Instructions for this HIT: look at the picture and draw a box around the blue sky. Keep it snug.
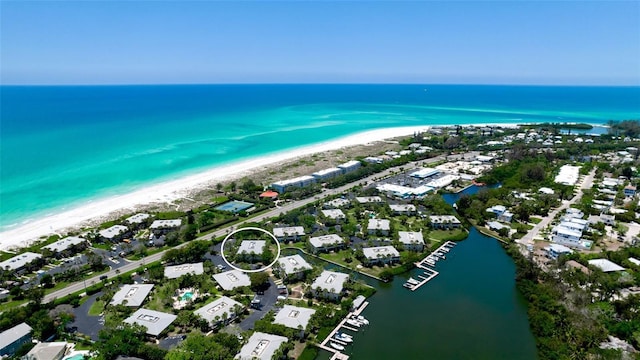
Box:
[1,1,639,85]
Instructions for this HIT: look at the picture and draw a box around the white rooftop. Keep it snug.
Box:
[126,213,150,224]
[398,231,425,245]
[538,187,555,195]
[42,236,85,253]
[99,225,128,239]
[321,209,346,219]
[546,243,573,254]
[111,284,154,307]
[355,196,383,204]
[212,270,251,291]
[150,219,182,229]
[272,226,305,238]
[389,204,417,212]
[238,240,266,255]
[554,165,581,186]
[311,270,349,294]
[629,258,640,266]
[367,218,391,231]
[277,255,313,275]
[164,262,204,279]
[0,323,32,351]
[194,296,243,325]
[0,252,42,271]
[425,174,460,188]
[236,332,288,360]
[362,246,400,260]
[410,167,440,178]
[338,160,361,169]
[376,183,434,197]
[588,259,625,272]
[429,215,461,224]
[123,308,177,336]
[308,234,344,248]
[25,341,69,360]
[312,167,342,177]
[273,305,316,330]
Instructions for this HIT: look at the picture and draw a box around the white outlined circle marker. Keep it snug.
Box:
[220,227,281,273]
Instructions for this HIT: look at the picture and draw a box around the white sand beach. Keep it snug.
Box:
[0,125,434,251]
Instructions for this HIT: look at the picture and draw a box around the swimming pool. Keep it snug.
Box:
[181,291,194,301]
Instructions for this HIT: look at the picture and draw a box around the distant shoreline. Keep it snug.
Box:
[0,121,600,251]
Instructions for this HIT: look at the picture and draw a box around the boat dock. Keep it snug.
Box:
[317,301,370,359]
[404,241,456,291]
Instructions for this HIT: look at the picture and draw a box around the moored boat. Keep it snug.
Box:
[330,342,345,351]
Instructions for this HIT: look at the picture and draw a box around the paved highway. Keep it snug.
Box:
[43,152,468,303]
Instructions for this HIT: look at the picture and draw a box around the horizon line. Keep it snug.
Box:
[2,82,640,88]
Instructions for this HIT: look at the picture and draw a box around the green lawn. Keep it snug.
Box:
[88,300,105,316]
[0,299,28,312]
[530,217,543,224]
[428,228,467,241]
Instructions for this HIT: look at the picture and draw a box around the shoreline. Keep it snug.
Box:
[0,122,522,251]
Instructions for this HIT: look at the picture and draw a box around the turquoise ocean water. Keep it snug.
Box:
[1,85,639,231]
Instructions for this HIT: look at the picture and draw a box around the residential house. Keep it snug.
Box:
[545,243,573,259]
[99,225,129,242]
[625,185,637,197]
[236,332,288,360]
[362,246,400,265]
[337,160,361,174]
[389,204,417,215]
[367,219,391,236]
[273,305,316,337]
[194,296,244,328]
[486,205,513,222]
[0,252,43,274]
[42,236,87,258]
[320,209,346,222]
[270,175,316,193]
[0,323,32,357]
[111,284,154,307]
[164,263,204,279]
[212,270,251,291]
[312,167,342,181]
[355,196,383,204]
[308,234,345,254]
[429,215,462,230]
[276,255,313,280]
[123,309,177,337]
[24,341,70,360]
[149,219,182,236]
[397,231,425,251]
[588,259,625,272]
[310,271,349,301]
[273,226,305,242]
[125,213,151,229]
[237,240,266,261]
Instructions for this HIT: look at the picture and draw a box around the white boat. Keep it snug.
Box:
[337,332,353,339]
[330,342,345,351]
[403,283,414,289]
[335,333,353,343]
[346,319,361,327]
[356,315,369,325]
[407,278,420,285]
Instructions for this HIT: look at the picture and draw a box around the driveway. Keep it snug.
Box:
[238,278,280,331]
[70,291,105,341]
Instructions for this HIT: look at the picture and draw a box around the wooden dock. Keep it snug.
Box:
[404,241,456,292]
[317,301,370,359]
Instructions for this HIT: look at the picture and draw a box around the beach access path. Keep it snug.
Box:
[43,151,477,303]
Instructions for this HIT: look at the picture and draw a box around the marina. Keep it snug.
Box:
[316,301,370,360]
[403,241,457,291]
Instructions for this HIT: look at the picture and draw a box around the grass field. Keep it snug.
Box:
[88,300,105,316]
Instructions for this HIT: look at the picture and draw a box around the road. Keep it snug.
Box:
[43,151,466,303]
[518,168,596,246]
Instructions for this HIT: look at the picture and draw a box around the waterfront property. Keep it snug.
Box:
[312,167,342,181]
[367,218,391,236]
[163,262,204,279]
[544,243,573,259]
[194,296,244,328]
[99,225,129,242]
[235,332,288,360]
[308,234,345,254]
[276,255,313,280]
[150,219,182,235]
[42,236,87,258]
[273,305,316,336]
[410,167,440,179]
[429,215,462,230]
[362,246,400,265]
[338,160,361,174]
[0,323,32,357]
[0,252,43,273]
[123,308,177,337]
[398,231,425,251]
[272,226,305,242]
[212,270,251,291]
[270,175,316,193]
[311,270,349,301]
[125,213,151,228]
[486,205,513,223]
[110,284,154,307]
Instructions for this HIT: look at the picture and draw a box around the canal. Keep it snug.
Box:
[317,185,538,359]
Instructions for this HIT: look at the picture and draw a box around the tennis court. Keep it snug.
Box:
[214,200,254,213]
